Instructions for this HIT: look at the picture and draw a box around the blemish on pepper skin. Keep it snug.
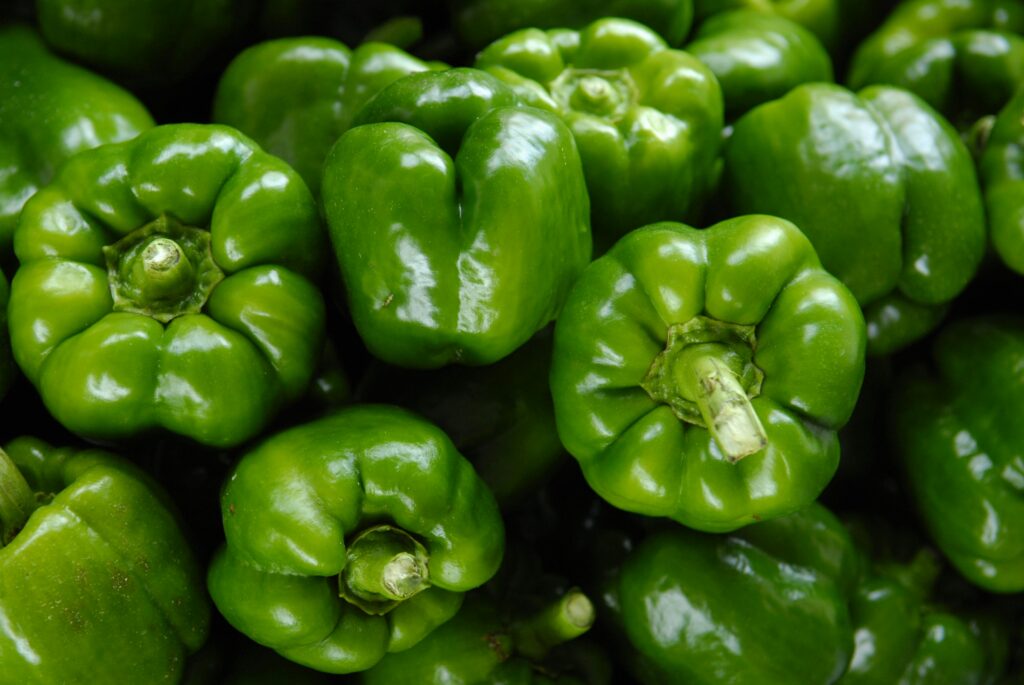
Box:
[752,513,762,521]
[484,632,511,661]
[229,503,236,515]
[382,293,394,308]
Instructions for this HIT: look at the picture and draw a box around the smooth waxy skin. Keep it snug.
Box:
[613,504,857,685]
[848,0,1024,122]
[980,88,1024,274]
[207,406,505,674]
[452,0,694,49]
[476,18,722,245]
[551,216,865,532]
[9,124,327,447]
[361,329,563,508]
[0,25,153,255]
[213,37,441,196]
[322,69,591,368]
[890,317,1024,593]
[725,84,986,355]
[686,10,833,118]
[36,0,238,82]
[0,437,209,684]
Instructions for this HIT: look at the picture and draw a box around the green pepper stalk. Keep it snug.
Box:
[511,589,596,661]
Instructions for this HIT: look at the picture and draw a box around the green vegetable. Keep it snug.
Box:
[980,87,1024,275]
[322,68,591,368]
[475,18,723,246]
[686,10,833,118]
[35,0,239,83]
[0,437,209,683]
[889,317,1024,594]
[452,0,694,49]
[0,269,10,401]
[608,504,858,684]
[361,590,597,684]
[848,0,1024,124]
[550,215,865,532]
[213,37,442,196]
[9,124,326,447]
[360,330,564,508]
[725,83,986,355]
[0,25,153,256]
[207,405,505,674]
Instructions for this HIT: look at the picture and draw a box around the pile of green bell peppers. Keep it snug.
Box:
[1,2,1023,683]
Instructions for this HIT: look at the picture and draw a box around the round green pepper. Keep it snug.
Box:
[322,68,591,368]
[889,317,1024,593]
[550,215,865,532]
[0,437,209,683]
[207,405,505,674]
[475,18,722,247]
[9,124,327,447]
[725,83,986,355]
[213,37,443,197]
[0,25,153,256]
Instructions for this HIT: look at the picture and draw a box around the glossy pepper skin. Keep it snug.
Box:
[9,124,327,448]
[360,329,564,508]
[848,0,1024,124]
[550,215,865,532]
[475,18,723,246]
[686,10,833,118]
[609,504,858,685]
[980,88,1024,275]
[0,25,153,256]
[207,405,505,674]
[452,0,694,49]
[213,37,442,197]
[35,0,239,83]
[841,546,1009,684]
[0,437,209,684]
[362,591,599,685]
[725,83,987,355]
[322,68,591,369]
[889,317,1024,594]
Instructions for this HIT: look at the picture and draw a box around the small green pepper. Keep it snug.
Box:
[207,405,505,674]
[9,124,327,447]
[322,68,591,368]
[476,18,723,246]
[550,215,865,532]
[725,83,987,354]
[889,317,1024,594]
[0,437,209,683]
[980,88,1024,275]
[213,37,443,197]
[0,25,153,256]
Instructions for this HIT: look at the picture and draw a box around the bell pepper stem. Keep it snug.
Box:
[340,525,431,611]
[511,589,595,661]
[684,349,767,462]
[0,448,39,548]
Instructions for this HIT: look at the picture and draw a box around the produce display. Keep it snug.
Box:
[0,1,1022,682]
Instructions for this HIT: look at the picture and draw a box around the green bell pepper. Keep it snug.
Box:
[980,88,1024,275]
[207,405,505,674]
[686,10,833,118]
[213,37,442,197]
[608,503,858,684]
[9,123,327,448]
[841,545,1010,684]
[322,68,591,368]
[725,83,987,355]
[550,215,865,532]
[889,317,1024,594]
[0,25,154,256]
[452,0,694,49]
[362,590,598,684]
[360,329,564,508]
[475,18,723,246]
[847,0,1024,125]
[0,437,209,683]
[0,269,10,401]
[35,0,240,83]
